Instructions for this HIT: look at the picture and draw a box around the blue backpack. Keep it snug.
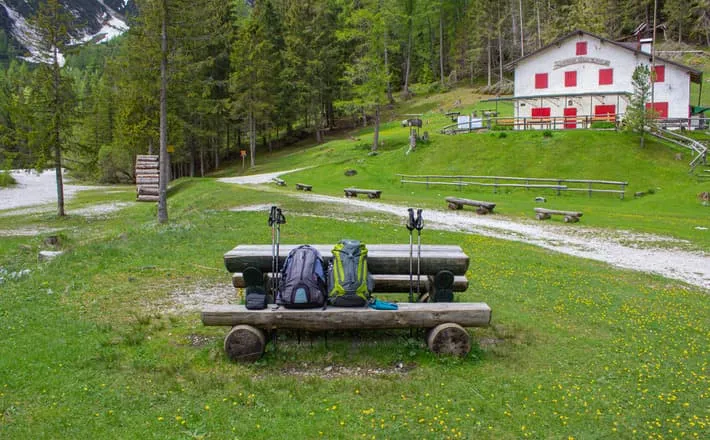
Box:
[277,245,328,308]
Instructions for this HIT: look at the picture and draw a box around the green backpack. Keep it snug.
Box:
[328,240,373,307]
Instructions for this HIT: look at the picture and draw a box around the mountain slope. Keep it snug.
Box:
[0,0,132,62]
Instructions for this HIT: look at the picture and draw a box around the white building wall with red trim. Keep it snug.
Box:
[513,33,691,122]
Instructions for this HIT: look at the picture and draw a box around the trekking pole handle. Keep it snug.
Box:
[406,208,416,231]
[415,209,423,231]
[268,206,278,226]
[276,208,286,225]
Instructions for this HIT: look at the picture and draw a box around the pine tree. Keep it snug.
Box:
[30,0,77,217]
[624,64,655,148]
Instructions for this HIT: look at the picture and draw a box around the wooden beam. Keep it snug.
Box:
[201,302,491,330]
[231,272,469,292]
[224,244,470,275]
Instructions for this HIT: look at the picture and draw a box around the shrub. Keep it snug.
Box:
[542,129,553,138]
[492,124,513,131]
[497,131,508,139]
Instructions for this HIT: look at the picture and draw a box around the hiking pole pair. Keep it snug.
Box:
[406,208,424,302]
[269,206,286,299]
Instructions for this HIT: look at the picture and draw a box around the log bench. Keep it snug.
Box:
[445,196,496,214]
[344,188,382,199]
[272,177,286,186]
[534,207,583,223]
[209,243,489,361]
[202,303,492,362]
[295,183,312,191]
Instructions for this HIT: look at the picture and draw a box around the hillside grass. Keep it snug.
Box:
[1,87,709,439]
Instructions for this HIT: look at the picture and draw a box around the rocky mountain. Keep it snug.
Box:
[0,0,133,62]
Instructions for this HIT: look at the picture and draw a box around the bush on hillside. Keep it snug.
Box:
[0,171,15,187]
[591,121,616,129]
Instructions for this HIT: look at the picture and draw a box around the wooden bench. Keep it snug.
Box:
[344,188,382,199]
[203,303,491,362]
[272,177,286,186]
[445,196,496,214]
[534,207,583,223]
[295,183,312,191]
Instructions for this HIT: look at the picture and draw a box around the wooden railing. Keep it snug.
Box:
[396,174,628,199]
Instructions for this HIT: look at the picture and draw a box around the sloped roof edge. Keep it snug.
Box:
[505,30,702,83]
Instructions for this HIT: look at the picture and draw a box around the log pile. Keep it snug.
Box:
[135,155,159,202]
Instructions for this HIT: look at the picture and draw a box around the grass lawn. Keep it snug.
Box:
[1,87,709,439]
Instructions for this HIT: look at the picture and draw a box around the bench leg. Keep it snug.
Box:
[564,215,579,223]
[224,325,266,362]
[536,213,551,220]
[447,202,462,210]
[475,206,491,215]
[426,323,470,357]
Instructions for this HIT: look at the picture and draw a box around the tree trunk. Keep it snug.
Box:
[52,46,65,217]
[403,14,413,97]
[372,104,380,152]
[536,0,541,49]
[214,136,219,169]
[384,27,393,104]
[157,0,169,224]
[498,24,504,84]
[487,36,491,87]
[200,145,205,177]
[439,3,445,87]
[519,0,524,56]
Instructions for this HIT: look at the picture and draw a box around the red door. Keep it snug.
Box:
[563,108,577,129]
[594,105,616,122]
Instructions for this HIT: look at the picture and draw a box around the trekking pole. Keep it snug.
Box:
[274,208,286,294]
[268,206,278,298]
[415,209,424,300]
[406,208,416,303]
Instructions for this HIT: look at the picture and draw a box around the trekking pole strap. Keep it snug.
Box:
[406,208,416,231]
[415,209,423,231]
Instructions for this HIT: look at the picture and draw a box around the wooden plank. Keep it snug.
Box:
[137,195,159,202]
[534,207,583,217]
[445,197,496,209]
[344,188,382,198]
[136,155,159,161]
[224,244,469,275]
[202,302,492,330]
[231,272,469,292]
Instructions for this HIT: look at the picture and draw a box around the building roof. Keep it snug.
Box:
[505,30,703,83]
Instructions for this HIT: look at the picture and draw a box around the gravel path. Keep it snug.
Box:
[222,169,710,291]
[0,169,108,211]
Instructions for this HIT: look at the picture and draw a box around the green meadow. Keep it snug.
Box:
[1,88,709,439]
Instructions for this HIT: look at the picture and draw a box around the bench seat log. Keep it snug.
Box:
[272,177,286,186]
[445,196,496,214]
[202,302,491,330]
[224,244,469,275]
[534,207,583,222]
[344,188,382,198]
[232,272,469,293]
[295,183,312,191]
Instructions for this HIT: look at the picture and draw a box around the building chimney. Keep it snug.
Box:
[639,38,653,54]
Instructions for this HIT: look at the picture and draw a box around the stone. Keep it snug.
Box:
[344,169,357,176]
[38,250,64,262]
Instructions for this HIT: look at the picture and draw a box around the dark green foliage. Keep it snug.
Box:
[591,121,616,129]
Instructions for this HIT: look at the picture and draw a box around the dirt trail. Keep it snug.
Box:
[220,170,710,291]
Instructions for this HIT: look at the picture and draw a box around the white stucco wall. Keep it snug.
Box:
[513,33,692,121]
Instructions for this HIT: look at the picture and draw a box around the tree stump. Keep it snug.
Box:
[223,325,266,362]
[426,323,471,357]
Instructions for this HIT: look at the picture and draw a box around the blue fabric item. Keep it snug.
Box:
[368,299,398,310]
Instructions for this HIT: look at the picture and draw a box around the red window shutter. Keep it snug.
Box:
[564,71,577,87]
[599,68,613,85]
[653,65,665,82]
[535,73,548,89]
[531,107,551,117]
[645,102,669,118]
[576,42,587,56]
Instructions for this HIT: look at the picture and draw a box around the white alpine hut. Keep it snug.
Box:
[504,30,703,129]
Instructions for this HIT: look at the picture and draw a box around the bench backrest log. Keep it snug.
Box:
[224,244,469,276]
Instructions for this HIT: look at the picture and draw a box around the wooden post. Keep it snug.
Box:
[588,182,593,198]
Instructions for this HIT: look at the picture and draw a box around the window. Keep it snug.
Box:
[576,41,587,56]
[531,107,551,118]
[535,73,548,89]
[653,65,665,82]
[599,68,613,85]
[564,71,577,87]
[645,102,669,118]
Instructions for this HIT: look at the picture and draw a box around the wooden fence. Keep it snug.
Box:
[396,174,628,199]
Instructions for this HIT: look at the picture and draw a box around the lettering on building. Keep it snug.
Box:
[553,57,611,70]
